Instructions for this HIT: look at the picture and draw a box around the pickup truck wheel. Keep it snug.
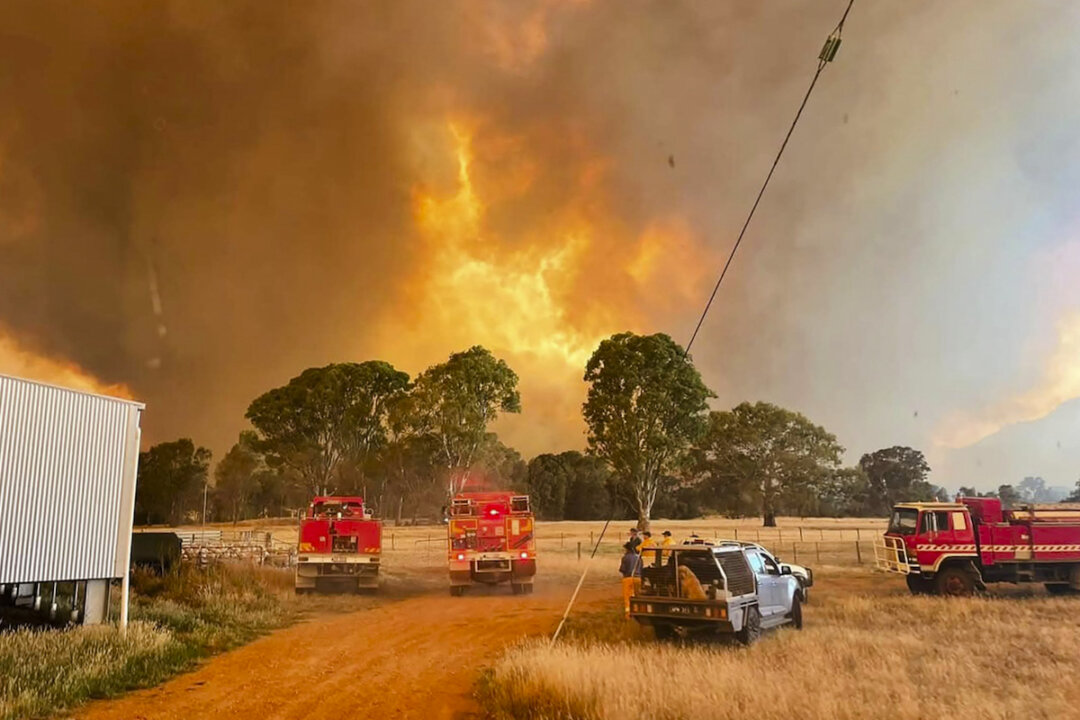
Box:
[653,624,676,641]
[935,567,975,597]
[737,606,762,646]
[788,594,803,630]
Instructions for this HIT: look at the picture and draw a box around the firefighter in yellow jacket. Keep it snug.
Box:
[660,529,676,561]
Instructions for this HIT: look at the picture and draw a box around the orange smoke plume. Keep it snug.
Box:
[0,329,133,399]
[935,311,1080,448]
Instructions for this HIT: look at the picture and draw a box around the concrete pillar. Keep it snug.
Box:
[84,580,108,625]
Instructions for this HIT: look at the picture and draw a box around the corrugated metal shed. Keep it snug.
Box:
[0,374,143,584]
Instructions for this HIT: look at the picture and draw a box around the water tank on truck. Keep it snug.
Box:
[296,496,381,594]
[447,492,536,596]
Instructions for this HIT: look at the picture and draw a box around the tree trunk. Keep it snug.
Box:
[637,506,651,532]
[762,511,777,527]
[395,495,404,527]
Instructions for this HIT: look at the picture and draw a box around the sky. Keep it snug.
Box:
[2,0,1079,493]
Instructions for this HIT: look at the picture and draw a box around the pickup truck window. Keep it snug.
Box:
[761,554,780,575]
[746,551,765,573]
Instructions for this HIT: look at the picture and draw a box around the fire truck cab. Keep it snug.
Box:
[447,492,536,596]
[875,497,1080,596]
[295,496,381,594]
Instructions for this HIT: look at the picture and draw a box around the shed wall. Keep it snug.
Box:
[0,375,142,584]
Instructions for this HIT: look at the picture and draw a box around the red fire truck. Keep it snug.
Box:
[447,492,536,596]
[875,497,1080,596]
[295,496,381,594]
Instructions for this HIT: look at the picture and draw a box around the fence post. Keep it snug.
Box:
[857,528,862,541]
[778,529,782,543]
[820,529,824,541]
[792,543,798,563]
[391,533,395,550]
[799,527,804,541]
[815,542,821,564]
[577,541,582,561]
[855,541,862,564]
[426,533,431,558]
[590,531,594,547]
[734,528,739,540]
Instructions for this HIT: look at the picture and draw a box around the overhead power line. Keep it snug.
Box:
[551,1,858,647]
[683,0,856,357]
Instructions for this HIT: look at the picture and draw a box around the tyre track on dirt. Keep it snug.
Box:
[74,583,611,720]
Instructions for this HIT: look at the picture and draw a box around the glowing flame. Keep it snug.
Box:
[384,119,714,452]
[408,121,611,371]
[0,329,133,399]
[936,311,1080,448]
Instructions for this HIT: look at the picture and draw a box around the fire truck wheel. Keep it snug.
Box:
[934,567,976,597]
[905,575,933,595]
[737,606,762,646]
[511,583,523,595]
[1045,583,1079,595]
[787,594,803,629]
[522,583,534,595]
[449,586,465,597]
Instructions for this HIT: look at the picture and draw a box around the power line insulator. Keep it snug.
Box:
[819,34,842,63]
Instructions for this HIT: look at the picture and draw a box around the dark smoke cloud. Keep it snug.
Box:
[4,1,1079,492]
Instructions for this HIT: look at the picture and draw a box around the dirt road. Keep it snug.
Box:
[75,581,611,720]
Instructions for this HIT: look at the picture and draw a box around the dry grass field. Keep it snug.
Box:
[9,515,1078,720]
[479,564,1080,720]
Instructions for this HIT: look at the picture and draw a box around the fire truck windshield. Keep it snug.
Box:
[312,502,363,518]
[887,508,919,535]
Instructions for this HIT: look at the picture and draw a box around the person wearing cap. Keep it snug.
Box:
[627,527,642,553]
[660,529,676,562]
[619,541,642,619]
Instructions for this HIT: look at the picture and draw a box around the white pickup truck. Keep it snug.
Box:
[630,541,803,644]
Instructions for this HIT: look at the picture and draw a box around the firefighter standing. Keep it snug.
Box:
[660,530,676,561]
[639,530,655,564]
[619,541,642,619]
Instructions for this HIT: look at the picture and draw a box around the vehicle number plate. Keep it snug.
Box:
[332,554,346,562]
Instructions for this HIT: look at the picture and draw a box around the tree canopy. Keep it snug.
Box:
[526,451,612,520]
[410,346,521,497]
[245,361,409,494]
[134,439,212,525]
[858,446,934,513]
[694,402,844,526]
[583,332,713,528]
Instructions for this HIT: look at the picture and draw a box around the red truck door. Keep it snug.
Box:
[918,509,975,568]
